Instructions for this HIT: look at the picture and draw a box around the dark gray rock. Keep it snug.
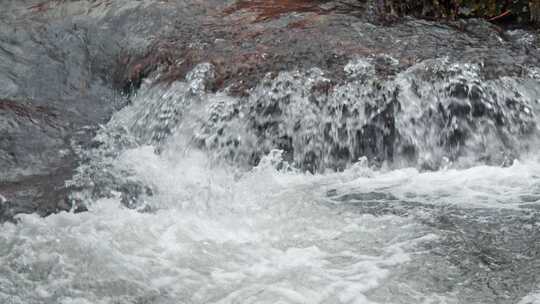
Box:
[0,0,226,220]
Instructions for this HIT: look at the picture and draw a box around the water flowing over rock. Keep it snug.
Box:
[80,59,540,175]
[1,1,540,303]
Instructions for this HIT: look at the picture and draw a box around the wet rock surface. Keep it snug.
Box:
[0,0,224,220]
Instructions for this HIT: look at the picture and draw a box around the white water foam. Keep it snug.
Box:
[2,142,540,303]
[0,146,429,304]
[520,288,540,304]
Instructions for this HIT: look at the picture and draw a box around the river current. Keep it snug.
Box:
[1,53,540,303]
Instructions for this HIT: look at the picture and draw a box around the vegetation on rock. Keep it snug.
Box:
[381,0,540,24]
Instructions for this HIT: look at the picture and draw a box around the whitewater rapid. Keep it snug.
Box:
[1,143,540,303]
[1,57,540,303]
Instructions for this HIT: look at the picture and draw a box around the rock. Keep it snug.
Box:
[0,0,225,220]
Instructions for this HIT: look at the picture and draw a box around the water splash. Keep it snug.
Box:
[175,58,540,171]
[65,57,540,209]
[3,136,540,303]
[33,59,537,303]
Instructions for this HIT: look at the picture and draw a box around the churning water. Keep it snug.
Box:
[1,56,540,304]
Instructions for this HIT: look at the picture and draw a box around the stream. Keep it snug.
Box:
[1,1,540,303]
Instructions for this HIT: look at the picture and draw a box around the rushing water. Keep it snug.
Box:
[1,55,540,303]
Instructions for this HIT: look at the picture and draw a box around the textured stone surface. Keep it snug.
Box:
[0,0,224,220]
